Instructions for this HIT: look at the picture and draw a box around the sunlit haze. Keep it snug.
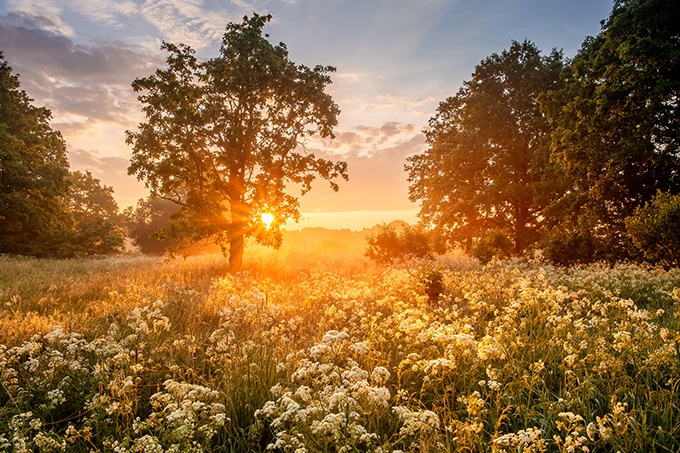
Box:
[0,0,613,230]
[261,212,275,229]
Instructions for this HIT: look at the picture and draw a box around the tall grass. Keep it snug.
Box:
[1,250,679,452]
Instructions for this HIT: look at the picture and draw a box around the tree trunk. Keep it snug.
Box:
[228,232,244,274]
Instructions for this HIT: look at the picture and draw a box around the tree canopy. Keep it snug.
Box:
[408,0,680,265]
[66,170,125,256]
[0,53,125,258]
[0,52,72,257]
[626,191,680,267]
[126,14,348,272]
[541,0,680,262]
[406,40,564,254]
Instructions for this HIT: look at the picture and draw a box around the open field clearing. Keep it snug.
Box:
[2,251,680,452]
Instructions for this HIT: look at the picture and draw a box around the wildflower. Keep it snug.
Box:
[477,335,505,361]
[424,358,454,376]
[393,406,441,436]
[459,391,486,418]
[322,330,350,344]
[531,360,545,374]
[349,341,369,355]
[492,427,546,453]
[487,380,502,390]
[371,366,390,385]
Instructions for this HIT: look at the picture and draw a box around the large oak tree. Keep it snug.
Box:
[126,14,347,272]
[407,40,564,254]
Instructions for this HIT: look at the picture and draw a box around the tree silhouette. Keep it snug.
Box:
[127,14,347,272]
[407,41,564,255]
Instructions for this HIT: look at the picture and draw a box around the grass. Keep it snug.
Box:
[1,249,680,452]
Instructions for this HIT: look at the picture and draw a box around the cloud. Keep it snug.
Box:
[0,12,159,137]
[10,0,140,29]
[297,122,425,212]
[4,0,261,51]
[3,2,74,35]
[138,0,230,49]
[0,13,157,84]
[317,121,421,157]
[335,72,363,82]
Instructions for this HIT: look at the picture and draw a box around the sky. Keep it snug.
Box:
[0,0,614,230]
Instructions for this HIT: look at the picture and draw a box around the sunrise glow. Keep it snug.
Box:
[261,212,275,229]
[2,1,675,451]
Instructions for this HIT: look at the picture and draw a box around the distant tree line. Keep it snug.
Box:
[407,0,680,266]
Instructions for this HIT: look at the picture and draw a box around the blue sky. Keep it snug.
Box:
[0,0,613,229]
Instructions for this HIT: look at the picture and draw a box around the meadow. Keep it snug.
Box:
[1,249,680,452]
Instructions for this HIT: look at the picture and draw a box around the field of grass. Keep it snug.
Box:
[2,249,680,452]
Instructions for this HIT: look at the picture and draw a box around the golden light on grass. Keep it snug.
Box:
[261,212,275,229]
[2,252,678,450]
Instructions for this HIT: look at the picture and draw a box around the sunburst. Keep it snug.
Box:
[261,212,275,229]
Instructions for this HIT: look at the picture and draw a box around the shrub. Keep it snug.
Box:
[365,223,432,264]
[541,227,599,266]
[626,191,680,266]
[472,229,513,264]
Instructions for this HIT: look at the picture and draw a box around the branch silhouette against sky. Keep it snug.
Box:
[0,0,613,229]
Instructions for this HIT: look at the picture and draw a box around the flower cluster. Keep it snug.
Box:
[2,253,680,452]
[256,330,391,452]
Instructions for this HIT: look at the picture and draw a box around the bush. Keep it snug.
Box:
[626,191,680,266]
[365,223,432,264]
[472,229,513,264]
[541,227,601,266]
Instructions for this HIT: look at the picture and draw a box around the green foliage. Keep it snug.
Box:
[472,229,514,264]
[626,191,680,266]
[407,40,564,255]
[0,54,124,258]
[0,52,72,257]
[541,227,601,266]
[364,223,433,264]
[123,196,180,255]
[66,171,125,256]
[408,1,680,265]
[126,14,347,272]
[543,0,680,261]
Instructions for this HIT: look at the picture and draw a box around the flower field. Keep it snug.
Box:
[1,251,680,452]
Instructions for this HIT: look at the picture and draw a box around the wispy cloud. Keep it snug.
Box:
[296,121,424,212]
[4,1,74,35]
[4,0,262,50]
[0,12,158,125]
[138,0,230,49]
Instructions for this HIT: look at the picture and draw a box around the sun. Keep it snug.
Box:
[261,212,275,229]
